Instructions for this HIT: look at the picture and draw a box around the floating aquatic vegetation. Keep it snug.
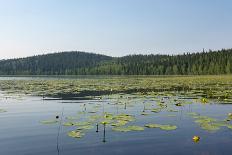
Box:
[101,120,112,125]
[2,76,232,143]
[63,122,75,126]
[67,130,84,138]
[76,125,94,130]
[151,108,162,113]
[111,120,128,127]
[113,114,135,122]
[194,117,217,124]
[157,102,167,108]
[175,103,182,106]
[189,114,231,132]
[40,119,58,124]
[74,122,92,126]
[112,125,144,132]
[63,121,92,126]
[89,115,102,122]
[227,124,232,129]
[199,122,220,131]
[145,124,177,130]
[1,76,232,100]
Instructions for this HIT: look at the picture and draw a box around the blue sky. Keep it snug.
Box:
[0,0,232,59]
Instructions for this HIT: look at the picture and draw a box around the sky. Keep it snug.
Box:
[0,0,232,59]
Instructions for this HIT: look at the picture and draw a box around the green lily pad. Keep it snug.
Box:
[190,114,226,132]
[76,125,94,130]
[113,114,135,122]
[112,125,144,132]
[67,130,84,138]
[64,121,92,126]
[227,124,232,129]
[151,108,161,113]
[199,122,220,131]
[111,120,128,127]
[145,124,177,130]
[63,122,75,126]
[144,124,161,128]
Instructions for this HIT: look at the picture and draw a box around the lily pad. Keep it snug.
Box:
[151,108,161,113]
[113,114,135,122]
[76,125,94,130]
[111,120,128,127]
[64,121,92,126]
[145,124,177,130]
[67,130,84,138]
[63,122,75,126]
[227,124,232,129]
[199,122,220,131]
[112,125,144,132]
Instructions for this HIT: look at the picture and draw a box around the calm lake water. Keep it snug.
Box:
[0,77,232,155]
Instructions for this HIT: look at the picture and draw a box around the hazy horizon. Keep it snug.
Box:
[1,0,232,59]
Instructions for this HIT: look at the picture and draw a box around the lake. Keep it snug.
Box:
[0,76,232,155]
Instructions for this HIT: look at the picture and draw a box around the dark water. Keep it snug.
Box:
[0,92,232,155]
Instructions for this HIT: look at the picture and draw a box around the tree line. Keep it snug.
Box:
[0,49,231,75]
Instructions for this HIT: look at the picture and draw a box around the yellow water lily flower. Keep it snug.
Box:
[192,136,200,142]
[201,98,207,103]
[101,121,107,125]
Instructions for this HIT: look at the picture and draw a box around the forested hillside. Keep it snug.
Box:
[0,52,112,75]
[0,49,231,75]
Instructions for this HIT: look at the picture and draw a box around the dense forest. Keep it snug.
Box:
[0,49,231,75]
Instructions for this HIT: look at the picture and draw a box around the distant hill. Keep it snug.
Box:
[0,52,113,75]
[0,49,232,75]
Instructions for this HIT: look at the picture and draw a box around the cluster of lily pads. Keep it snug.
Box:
[0,76,232,102]
[40,94,183,139]
[188,112,232,132]
[38,91,232,141]
[1,76,232,142]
